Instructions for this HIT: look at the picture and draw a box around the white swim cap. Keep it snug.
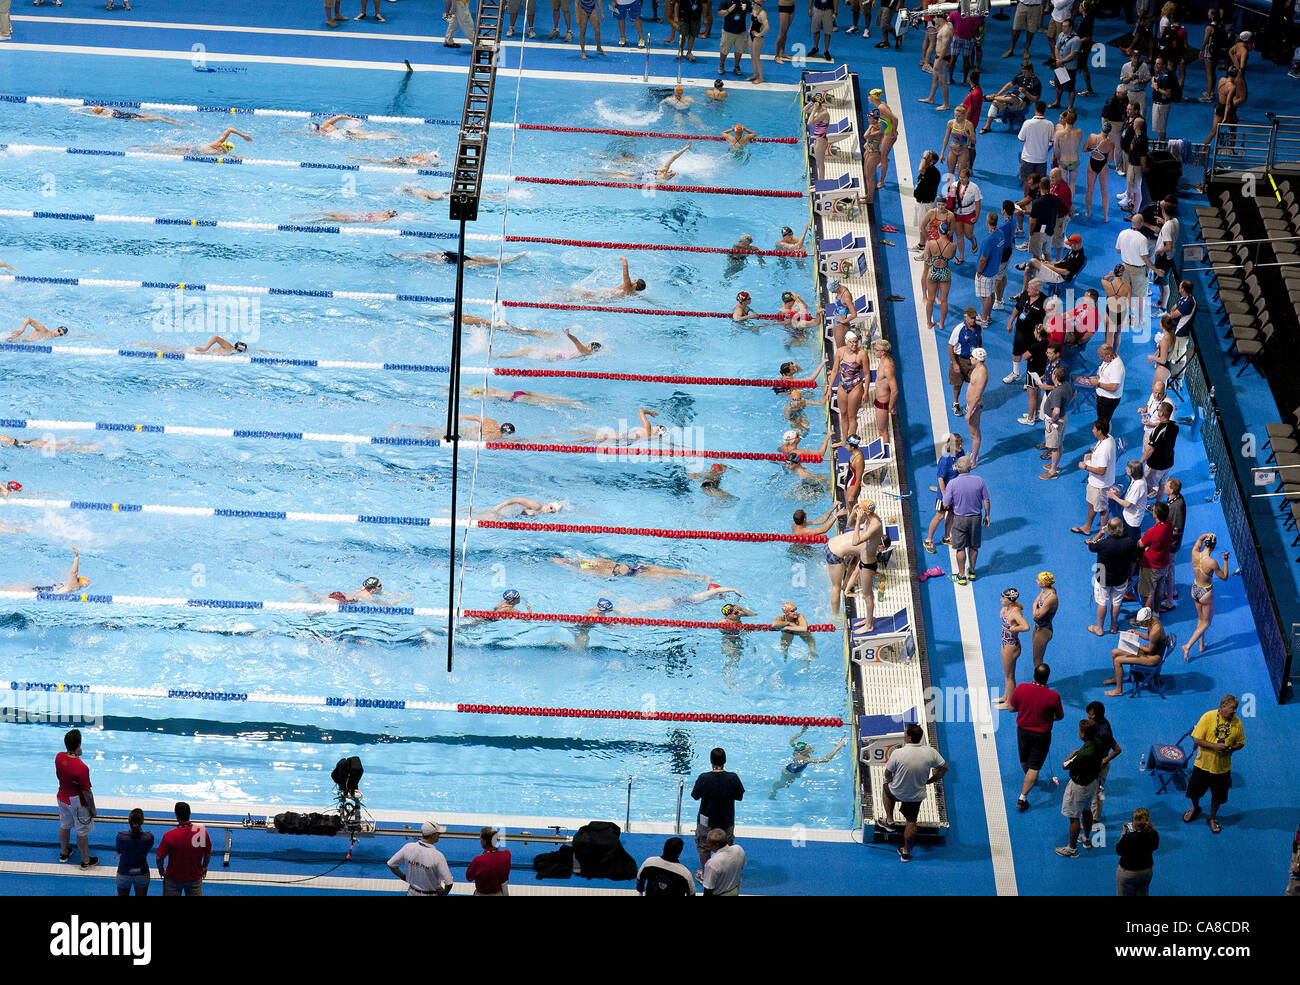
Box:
[970,347,987,362]
[783,430,799,443]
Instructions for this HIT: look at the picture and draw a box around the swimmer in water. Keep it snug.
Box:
[396,250,527,268]
[0,434,99,453]
[630,585,744,613]
[479,497,567,518]
[708,80,728,101]
[389,184,505,203]
[158,128,252,157]
[567,407,667,445]
[0,263,15,272]
[7,318,69,343]
[723,123,756,150]
[771,601,816,657]
[390,415,516,440]
[282,115,401,139]
[733,290,754,322]
[70,105,182,124]
[494,328,603,360]
[554,257,646,302]
[31,546,92,596]
[785,383,831,431]
[463,385,586,410]
[687,463,737,499]
[325,576,405,606]
[495,589,531,613]
[350,151,441,166]
[300,209,399,225]
[130,335,253,355]
[661,84,695,110]
[591,143,692,183]
[768,726,847,797]
[550,556,709,580]
[775,222,811,251]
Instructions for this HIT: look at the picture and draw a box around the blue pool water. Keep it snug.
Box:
[0,52,857,828]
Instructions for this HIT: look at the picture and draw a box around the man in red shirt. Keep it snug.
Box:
[465,826,512,896]
[1005,662,1064,812]
[55,729,98,868]
[1137,501,1173,611]
[156,802,211,896]
[1048,168,1073,261]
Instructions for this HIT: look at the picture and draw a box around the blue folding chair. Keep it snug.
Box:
[1129,632,1176,697]
[1147,728,1193,794]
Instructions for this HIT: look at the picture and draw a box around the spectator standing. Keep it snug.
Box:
[1168,278,1196,364]
[1141,400,1177,499]
[1184,695,1245,835]
[1046,17,1081,112]
[945,167,981,263]
[507,0,540,38]
[1136,500,1173,609]
[444,0,476,47]
[115,808,154,897]
[1161,476,1185,609]
[809,0,835,61]
[1106,459,1148,546]
[637,837,696,895]
[387,821,453,896]
[1039,365,1074,478]
[882,723,949,862]
[1120,49,1151,111]
[719,0,752,74]
[1023,175,1059,260]
[549,0,574,40]
[156,802,211,897]
[1017,102,1055,196]
[1074,0,1097,94]
[1087,517,1138,634]
[55,728,97,868]
[975,215,1002,327]
[1117,215,1153,316]
[1007,662,1065,811]
[465,826,511,896]
[1122,117,1149,214]
[697,829,746,895]
[1074,418,1117,537]
[994,200,1017,310]
[691,747,745,868]
[1077,343,1124,429]
[1004,276,1046,384]
[925,432,964,551]
[1115,807,1160,894]
[1055,719,1105,857]
[1085,700,1122,818]
[912,150,942,234]
[1150,55,1175,140]
[942,454,990,584]
[1003,0,1042,59]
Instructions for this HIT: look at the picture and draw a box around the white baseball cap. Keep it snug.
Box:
[421,821,445,837]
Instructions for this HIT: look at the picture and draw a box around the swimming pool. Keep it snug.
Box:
[0,50,856,829]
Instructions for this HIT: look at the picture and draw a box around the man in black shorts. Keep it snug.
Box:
[675,0,703,57]
[1004,662,1064,811]
[881,724,948,862]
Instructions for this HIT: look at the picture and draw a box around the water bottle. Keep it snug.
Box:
[1051,775,1060,787]
[1139,752,1147,772]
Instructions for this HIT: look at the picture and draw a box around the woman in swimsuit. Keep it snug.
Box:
[576,0,605,59]
[1100,265,1131,351]
[867,89,898,189]
[300,210,399,224]
[71,106,181,124]
[773,0,797,63]
[993,588,1031,707]
[830,331,869,441]
[1053,109,1083,202]
[940,104,975,178]
[922,221,957,331]
[1082,122,1115,221]
[350,151,441,166]
[861,118,884,207]
[480,496,566,518]
[1148,315,1176,387]
[1031,571,1058,668]
[806,94,831,181]
[769,726,847,797]
[31,546,91,596]
[159,127,252,157]
[834,434,866,506]
[1183,533,1231,660]
[824,523,873,618]
[687,463,737,499]
[747,0,769,84]
[550,556,708,580]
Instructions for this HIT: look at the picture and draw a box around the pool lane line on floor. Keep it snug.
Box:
[884,66,1017,897]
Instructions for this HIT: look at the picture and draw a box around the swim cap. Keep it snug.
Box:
[234,341,247,352]
[783,430,799,443]
[793,741,809,752]
[845,331,858,342]
[1204,534,1217,550]
[1001,588,1019,603]
[543,501,564,512]
[782,601,797,613]
[736,290,751,303]
[589,341,602,352]
[938,221,951,235]
[503,589,520,603]
[1037,571,1055,587]
[970,347,987,362]
[57,327,68,336]
[5,481,21,492]
[1136,606,1154,623]
[363,577,381,591]
[710,463,725,473]
[1101,121,1112,132]
[721,603,735,616]
[708,582,721,589]
[846,435,861,447]
[221,141,235,151]
[782,291,795,303]
[859,497,876,512]
[782,226,794,236]
[499,422,516,435]
[77,577,91,588]
[596,598,613,612]
[714,79,724,89]
[869,88,883,98]
[785,451,800,463]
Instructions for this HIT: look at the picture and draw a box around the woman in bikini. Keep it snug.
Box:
[1183,533,1231,660]
[1031,571,1058,669]
[1148,314,1176,388]
[861,117,883,206]
[576,0,606,59]
[992,588,1031,707]
[1100,264,1131,352]
[1053,108,1083,203]
[940,104,975,178]
[1082,121,1115,221]
[806,93,831,181]
[830,331,869,441]
[922,221,957,331]
[866,89,898,189]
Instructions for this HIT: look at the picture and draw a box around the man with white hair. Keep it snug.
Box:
[387,821,454,896]
[940,452,991,585]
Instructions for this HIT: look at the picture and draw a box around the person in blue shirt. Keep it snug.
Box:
[975,211,1003,327]
[925,432,964,553]
[116,808,155,896]
[995,200,1018,311]
[718,0,752,75]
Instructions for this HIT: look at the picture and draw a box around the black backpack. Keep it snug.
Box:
[572,821,638,881]
[532,844,574,879]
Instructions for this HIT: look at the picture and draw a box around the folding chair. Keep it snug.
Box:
[1147,729,1193,794]
[1129,633,1176,697]
[803,64,850,95]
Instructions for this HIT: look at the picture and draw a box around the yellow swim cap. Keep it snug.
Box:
[1037,571,1055,587]
[221,141,235,151]
[870,88,884,98]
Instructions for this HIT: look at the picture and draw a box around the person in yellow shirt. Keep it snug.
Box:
[1183,694,1245,834]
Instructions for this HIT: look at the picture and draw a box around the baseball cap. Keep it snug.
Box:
[421,821,445,837]
[1067,233,1083,245]
[1239,30,1252,41]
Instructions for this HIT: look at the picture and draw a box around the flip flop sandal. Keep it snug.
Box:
[880,239,895,246]
[881,224,899,232]
[1208,818,1221,833]
[1183,807,1200,822]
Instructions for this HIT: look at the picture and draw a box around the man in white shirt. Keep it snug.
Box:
[387,821,454,896]
[1074,418,1116,536]
[1017,102,1055,193]
[696,828,745,896]
[882,723,948,863]
[1116,212,1154,310]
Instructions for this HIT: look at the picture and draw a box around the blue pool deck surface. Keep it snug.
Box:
[1,1,1298,896]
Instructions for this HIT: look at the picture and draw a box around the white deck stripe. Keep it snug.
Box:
[0,41,801,89]
[884,67,1017,896]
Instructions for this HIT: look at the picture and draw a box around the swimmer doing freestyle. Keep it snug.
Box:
[494,327,603,361]
[396,250,527,268]
[549,556,709,580]
[390,415,517,440]
[299,209,399,225]
[350,151,441,166]
[279,115,400,139]
[478,497,566,518]
[7,317,68,342]
[69,105,182,124]
[130,335,251,355]
[156,128,252,157]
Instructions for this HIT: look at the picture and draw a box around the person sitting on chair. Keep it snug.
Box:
[1102,606,1167,696]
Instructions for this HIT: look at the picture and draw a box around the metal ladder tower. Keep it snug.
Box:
[446,0,506,672]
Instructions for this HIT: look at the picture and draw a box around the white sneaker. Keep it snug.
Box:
[975,316,990,328]
[548,27,560,38]
[1002,372,1022,384]
[992,298,1005,311]
[1015,241,1029,252]
[529,27,537,37]
[507,27,515,36]
[1017,413,1036,425]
